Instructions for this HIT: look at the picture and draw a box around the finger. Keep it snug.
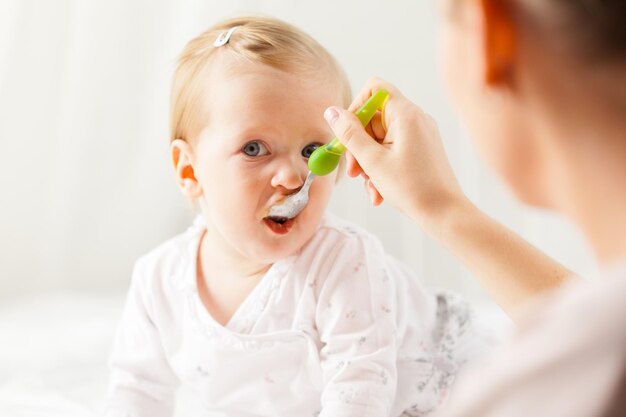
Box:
[324,107,383,171]
[348,77,403,113]
[350,77,400,106]
[369,112,387,140]
[371,192,384,206]
[365,179,384,206]
[345,152,364,177]
[348,85,375,113]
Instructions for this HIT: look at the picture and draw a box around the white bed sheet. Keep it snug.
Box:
[0,292,122,417]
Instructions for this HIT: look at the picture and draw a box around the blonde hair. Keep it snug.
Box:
[170,16,352,142]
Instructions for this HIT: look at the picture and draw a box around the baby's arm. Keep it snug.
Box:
[315,233,398,417]
[104,259,179,417]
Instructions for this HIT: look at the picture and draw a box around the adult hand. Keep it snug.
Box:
[324,77,464,227]
[325,78,571,316]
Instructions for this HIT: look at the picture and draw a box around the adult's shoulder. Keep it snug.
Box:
[556,266,626,345]
[524,265,626,342]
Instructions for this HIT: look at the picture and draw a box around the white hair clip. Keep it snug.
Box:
[213,26,240,47]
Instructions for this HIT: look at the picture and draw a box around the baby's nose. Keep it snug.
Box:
[270,161,307,191]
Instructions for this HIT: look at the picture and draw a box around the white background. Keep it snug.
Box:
[0,0,596,305]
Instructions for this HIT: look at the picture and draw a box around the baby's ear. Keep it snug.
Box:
[170,139,202,199]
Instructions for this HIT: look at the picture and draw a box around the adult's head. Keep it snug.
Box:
[440,0,626,222]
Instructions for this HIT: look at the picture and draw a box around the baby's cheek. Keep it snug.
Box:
[216,187,252,219]
[311,177,335,208]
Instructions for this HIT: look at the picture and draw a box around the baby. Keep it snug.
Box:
[104,16,476,417]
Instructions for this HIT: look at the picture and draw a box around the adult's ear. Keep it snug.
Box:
[170,139,202,199]
[479,0,516,86]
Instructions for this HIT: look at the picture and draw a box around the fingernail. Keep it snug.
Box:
[324,107,339,125]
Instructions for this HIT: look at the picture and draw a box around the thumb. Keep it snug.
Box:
[324,106,380,170]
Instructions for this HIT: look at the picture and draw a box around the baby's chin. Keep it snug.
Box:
[252,228,319,263]
[251,237,310,264]
[249,245,302,264]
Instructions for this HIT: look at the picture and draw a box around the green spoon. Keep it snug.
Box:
[308,88,389,176]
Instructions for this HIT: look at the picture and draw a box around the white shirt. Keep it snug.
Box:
[104,214,478,417]
[440,264,626,417]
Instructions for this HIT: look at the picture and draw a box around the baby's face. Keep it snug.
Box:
[190,55,343,263]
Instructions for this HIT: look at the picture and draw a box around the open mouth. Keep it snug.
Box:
[263,215,295,235]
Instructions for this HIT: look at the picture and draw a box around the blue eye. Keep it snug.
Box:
[242,141,269,157]
[301,143,321,158]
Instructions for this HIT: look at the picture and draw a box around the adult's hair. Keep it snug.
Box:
[519,0,626,62]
